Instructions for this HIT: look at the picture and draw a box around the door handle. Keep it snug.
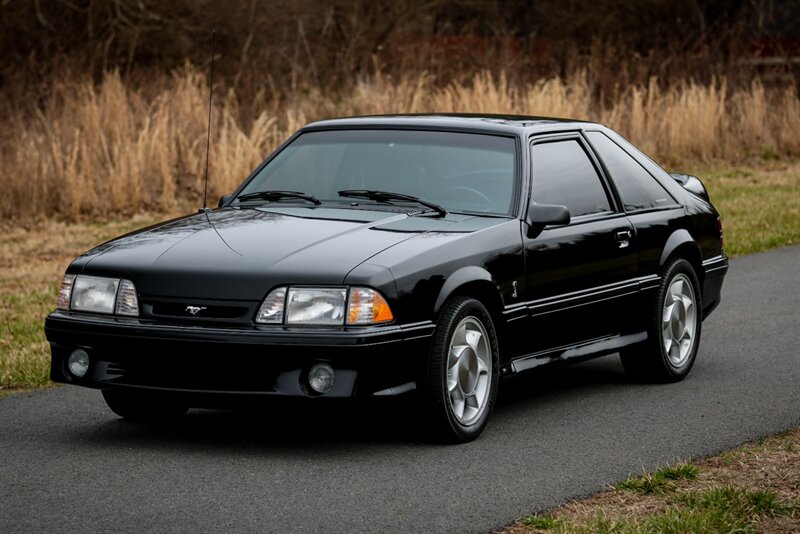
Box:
[614,229,632,248]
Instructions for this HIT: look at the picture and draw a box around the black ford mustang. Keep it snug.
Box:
[45,115,728,442]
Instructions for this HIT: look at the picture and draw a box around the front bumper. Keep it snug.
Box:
[45,311,434,400]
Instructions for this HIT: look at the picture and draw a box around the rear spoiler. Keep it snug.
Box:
[670,173,710,202]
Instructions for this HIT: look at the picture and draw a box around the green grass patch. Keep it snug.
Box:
[615,462,699,494]
[522,513,565,530]
[699,161,800,256]
[0,285,58,391]
[521,487,793,533]
[679,486,793,517]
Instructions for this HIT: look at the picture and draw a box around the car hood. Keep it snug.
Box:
[76,206,495,300]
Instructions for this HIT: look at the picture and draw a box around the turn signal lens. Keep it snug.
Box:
[57,274,76,310]
[347,288,394,325]
[115,279,139,316]
[256,287,287,324]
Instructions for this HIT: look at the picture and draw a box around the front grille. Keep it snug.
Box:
[140,297,258,324]
[151,302,249,319]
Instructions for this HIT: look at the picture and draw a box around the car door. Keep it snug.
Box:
[583,129,685,274]
[519,134,638,358]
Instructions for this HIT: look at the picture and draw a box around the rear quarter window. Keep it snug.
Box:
[586,131,676,211]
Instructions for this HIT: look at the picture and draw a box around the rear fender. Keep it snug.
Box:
[659,229,703,282]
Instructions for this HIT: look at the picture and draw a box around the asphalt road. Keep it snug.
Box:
[2,245,798,533]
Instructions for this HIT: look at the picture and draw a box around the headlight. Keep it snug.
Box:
[59,274,139,316]
[286,287,347,325]
[71,275,120,314]
[256,286,394,326]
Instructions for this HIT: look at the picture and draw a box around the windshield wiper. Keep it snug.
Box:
[235,190,321,205]
[338,190,447,217]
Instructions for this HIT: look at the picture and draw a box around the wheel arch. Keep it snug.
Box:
[433,267,506,355]
[433,267,503,315]
[659,229,704,286]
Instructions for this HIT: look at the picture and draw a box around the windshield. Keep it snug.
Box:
[238,129,518,215]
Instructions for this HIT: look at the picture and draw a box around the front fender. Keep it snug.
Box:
[433,266,497,314]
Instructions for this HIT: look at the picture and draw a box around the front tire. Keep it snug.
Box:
[423,297,500,443]
[620,258,702,382]
[102,390,189,422]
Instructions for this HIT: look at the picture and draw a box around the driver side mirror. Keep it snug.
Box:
[526,202,570,235]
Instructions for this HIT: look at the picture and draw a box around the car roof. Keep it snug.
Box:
[303,114,602,136]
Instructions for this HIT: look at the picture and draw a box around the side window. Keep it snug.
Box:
[531,139,612,217]
[586,131,675,211]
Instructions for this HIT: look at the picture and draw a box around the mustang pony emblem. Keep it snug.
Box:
[185,306,207,316]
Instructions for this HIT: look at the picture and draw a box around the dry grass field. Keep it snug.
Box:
[1,68,799,222]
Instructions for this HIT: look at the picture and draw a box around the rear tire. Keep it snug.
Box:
[422,297,500,443]
[102,390,189,422]
[620,258,702,382]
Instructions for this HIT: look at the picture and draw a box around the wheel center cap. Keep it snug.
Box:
[458,347,479,394]
[671,300,686,340]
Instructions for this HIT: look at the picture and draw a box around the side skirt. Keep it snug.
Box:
[502,331,648,376]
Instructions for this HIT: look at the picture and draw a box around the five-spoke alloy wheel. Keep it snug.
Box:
[424,296,499,442]
[662,273,697,368]
[621,258,703,382]
[446,316,493,426]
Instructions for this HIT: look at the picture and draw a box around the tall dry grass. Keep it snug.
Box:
[1,67,798,222]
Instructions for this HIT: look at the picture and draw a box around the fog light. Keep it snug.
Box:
[67,349,90,378]
[308,363,335,394]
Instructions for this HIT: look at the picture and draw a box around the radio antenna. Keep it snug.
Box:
[202,30,216,211]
